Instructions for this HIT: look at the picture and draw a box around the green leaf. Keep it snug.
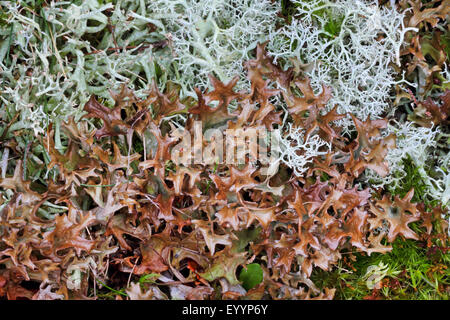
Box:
[323,12,344,38]
[239,263,263,290]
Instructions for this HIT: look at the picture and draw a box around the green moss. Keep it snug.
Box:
[311,238,449,300]
[313,154,449,299]
[388,154,440,210]
[281,0,299,24]
[322,11,344,39]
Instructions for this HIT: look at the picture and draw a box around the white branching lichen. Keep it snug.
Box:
[267,0,418,130]
[145,0,281,97]
[275,125,331,177]
[1,0,417,134]
[365,121,449,208]
[0,0,170,135]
